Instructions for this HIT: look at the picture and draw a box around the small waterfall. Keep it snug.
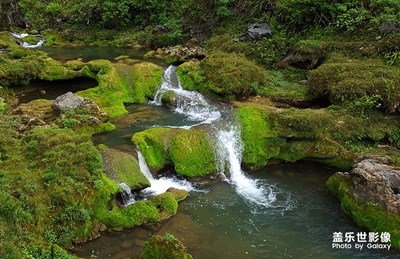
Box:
[150,65,221,125]
[143,65,283,208]
[118,183,136,206]
[216,125,277,207]
[11,32,44,48]
[21,39,44,48]
[137,151,194,196]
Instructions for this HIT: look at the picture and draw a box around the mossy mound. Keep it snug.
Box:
[13,99,54,119]
[100,147,150,190]
[132,127,217,177]
[309,54,400,112]
[140,233,193,259]
[94,188,184,229]
[78,59,163,117]
[201,51,267,100]
[235,100,400,170]
[327,173,400,248]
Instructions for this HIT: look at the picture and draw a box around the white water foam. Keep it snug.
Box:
[118,183,136,206]
[11,32,29,39]
[137,151,194,196]
[11,32,45,48]
[150,65,221,124]
[216,125,278,208]
[21,39,44,48]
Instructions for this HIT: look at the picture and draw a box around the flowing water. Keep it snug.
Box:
[118,183,136,206]
[80,65,398,258]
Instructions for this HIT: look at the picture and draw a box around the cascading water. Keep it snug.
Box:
[146,65,283,209]
[11,32,45,48]
[137,150,194,196]
[150,66,221,126]
[118,183,136,206]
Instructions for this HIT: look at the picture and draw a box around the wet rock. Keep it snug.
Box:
[140,233,193,259]
[155,45,207,63]
[346,156,400,214]
[235,23,272,42]
[167,187,189,201]
[153,25,171,34]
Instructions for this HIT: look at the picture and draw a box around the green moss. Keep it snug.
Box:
[309,54,400,113]
[201,51,267,99]
[133,127,217,177]
[132,128,173,170]
[101,147,151,190]
[327,173,400,248]
[95,190,179,229]
[78,60,162,117]
[140,233,193,259]
[23,35,40,45]
[176,60,207,92]
[169,130,216,177]
[237,106,283,169]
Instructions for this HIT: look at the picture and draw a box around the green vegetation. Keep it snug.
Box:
[140,233,193,259]
[132,127,217,177]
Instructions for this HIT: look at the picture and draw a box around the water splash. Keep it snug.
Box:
[21,39,45,48]
[150,65,221,124]
[215,125,278,208]
[137,151,195,196]
[11,32,44,48]
[118,183,135,206]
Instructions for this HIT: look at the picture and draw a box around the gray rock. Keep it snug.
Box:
[235,23,272,42]
[153,25,171,34]
[379,20,399,35]
[158,46,207,63]
[52,92,85,111]
[343,156,400,214]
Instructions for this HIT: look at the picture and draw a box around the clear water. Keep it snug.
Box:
[72,162,399,258]
[40,46,162,64]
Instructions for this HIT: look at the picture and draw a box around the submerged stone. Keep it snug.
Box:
[140,233,193,259]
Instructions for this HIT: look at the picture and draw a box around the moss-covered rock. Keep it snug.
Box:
[327,160,400,248]
[309,54,400,112]
[132,127,217,177]
[100,147,151,190]
[235,98,400,170]
[78,59,163,117]
[94,188,182,229]
[237,106,282,169]
[140,233,193,259]
[169,129,216,177]
[13,99,54,119]
[201,51,267,100]
[132,128,174,170]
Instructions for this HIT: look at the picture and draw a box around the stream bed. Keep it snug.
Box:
[33,46,398,258]
[72,162,398,259]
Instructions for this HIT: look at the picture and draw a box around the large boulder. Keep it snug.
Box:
[327,156,400,247]
[235,23,272,42]
[140,233,193,259]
